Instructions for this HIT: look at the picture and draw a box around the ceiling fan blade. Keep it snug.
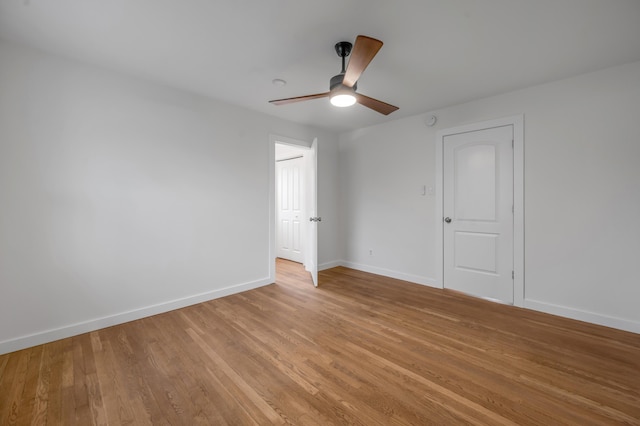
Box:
[342,35,383,88]
[355,93,399,115]
[269,92,330,105]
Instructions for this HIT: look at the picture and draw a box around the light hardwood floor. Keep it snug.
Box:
[1,259,639,425]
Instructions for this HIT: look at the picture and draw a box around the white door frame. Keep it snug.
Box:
[269,134,315,283]
[435,115,525,307]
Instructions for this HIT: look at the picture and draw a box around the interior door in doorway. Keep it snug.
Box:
[307,138,319,287]
[276,156,305,263]
[443,125,514,303]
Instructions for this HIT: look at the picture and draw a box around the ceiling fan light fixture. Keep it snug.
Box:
[330,90,356,107]
[269,35,398,115]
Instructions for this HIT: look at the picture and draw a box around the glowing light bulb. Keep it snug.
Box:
[330,92,356,107]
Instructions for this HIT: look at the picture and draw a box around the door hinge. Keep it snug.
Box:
[512,138,514,148]
[512,270,514,280]
[512,204,514,214]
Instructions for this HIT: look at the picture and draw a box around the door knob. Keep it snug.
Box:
[309,217,322,222]
[444,217,452,223]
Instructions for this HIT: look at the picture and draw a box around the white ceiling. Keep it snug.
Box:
[1,0,639,133]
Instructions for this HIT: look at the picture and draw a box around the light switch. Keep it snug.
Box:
[421,185,434,196]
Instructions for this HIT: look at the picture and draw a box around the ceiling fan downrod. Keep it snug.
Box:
[334,41,352,74]
[331,41,356,92]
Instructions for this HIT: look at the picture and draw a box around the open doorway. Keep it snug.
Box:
[270,136,318,287]
[275,143,307,264]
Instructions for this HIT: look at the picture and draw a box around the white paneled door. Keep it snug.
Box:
[443,125,514,303]
[276,156,304,263]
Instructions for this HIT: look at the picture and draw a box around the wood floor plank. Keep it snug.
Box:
[0,352,25,425]
[1,259,639,425]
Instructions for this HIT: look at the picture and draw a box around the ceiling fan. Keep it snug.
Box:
[269,35,399,115]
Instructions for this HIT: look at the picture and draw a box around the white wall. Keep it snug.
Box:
[317,132,342,270]
[0,40,340,354]
[338,118,437,285]
[339,60,640,333]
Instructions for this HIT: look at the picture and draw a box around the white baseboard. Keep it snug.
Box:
[318,260,343,271]
[0,277,273,355]
[339,260,439,288]
[524,299,640,335]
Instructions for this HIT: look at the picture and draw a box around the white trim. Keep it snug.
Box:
[319,260,342,271]
[435,115,525,306]
[340,261,438,288]
[512,117,525,305]
[0,277,272,355]
[271,134,313,149]
[269,135,276,283]
[524,299,640,335]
